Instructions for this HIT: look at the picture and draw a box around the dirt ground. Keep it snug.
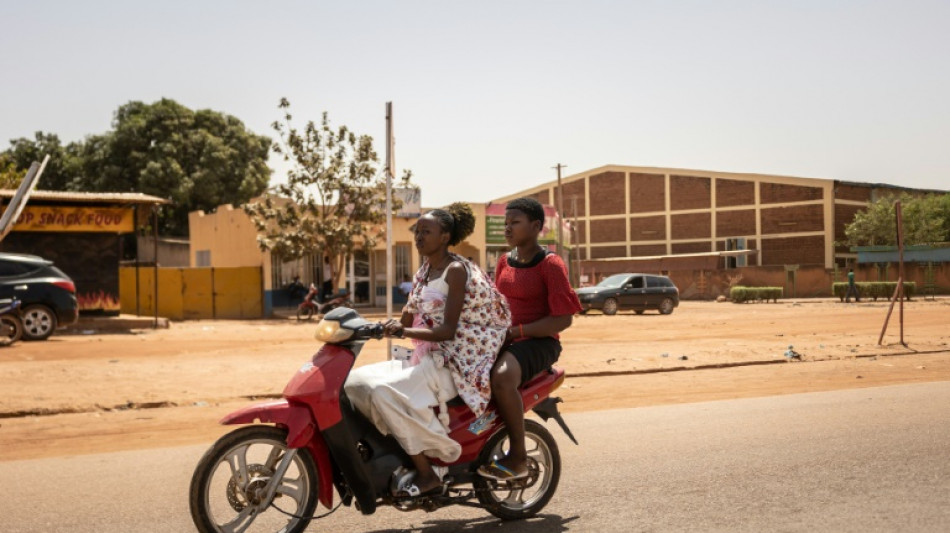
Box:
[1,299,948,461]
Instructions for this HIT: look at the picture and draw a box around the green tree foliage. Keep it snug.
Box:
[2,100,271,236]
[3,131,80,190]
[0,153,25,189]
[844,193,950,247]
[244,98,410,288]
[77,99,272,235]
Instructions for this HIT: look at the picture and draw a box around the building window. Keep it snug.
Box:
[195,250,211,267]
[395,244,411,283]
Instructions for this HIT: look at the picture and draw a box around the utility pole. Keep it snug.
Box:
[553,163,567,258]
[385,102,394,357]
[569,194,580,287]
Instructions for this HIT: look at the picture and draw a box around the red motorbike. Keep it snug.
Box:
[295,284,320,321]
[296,286,352,321]
[189,307,577,533]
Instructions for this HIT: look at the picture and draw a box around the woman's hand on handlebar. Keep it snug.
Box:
[382,319,405,338]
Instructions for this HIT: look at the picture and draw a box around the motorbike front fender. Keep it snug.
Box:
[220,399,336,509]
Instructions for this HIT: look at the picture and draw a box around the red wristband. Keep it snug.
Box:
[519,324,525,338]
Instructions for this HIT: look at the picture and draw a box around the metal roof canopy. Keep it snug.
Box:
[585,249,757,263]
[0,189,169,206]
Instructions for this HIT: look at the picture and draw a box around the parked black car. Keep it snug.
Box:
[0,252,78,340]
[575,273,679,315]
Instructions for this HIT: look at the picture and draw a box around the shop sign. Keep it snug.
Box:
[13,206,134,233]
[394,187,421,218]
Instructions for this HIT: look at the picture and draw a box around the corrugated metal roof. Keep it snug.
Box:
[0,189,170,205]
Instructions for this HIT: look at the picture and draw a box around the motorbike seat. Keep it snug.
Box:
[443,367,555,408]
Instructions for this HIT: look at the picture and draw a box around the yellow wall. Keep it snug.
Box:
[119,266,262,319]
[189,202,492,296]
[189,205,274,288]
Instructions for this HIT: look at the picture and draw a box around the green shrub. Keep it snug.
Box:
[730,286,783,303]
[832,282,916,301]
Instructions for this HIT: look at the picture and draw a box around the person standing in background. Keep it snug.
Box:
[845,267,860,303]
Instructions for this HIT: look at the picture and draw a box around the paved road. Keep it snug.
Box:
[3,382,949,532]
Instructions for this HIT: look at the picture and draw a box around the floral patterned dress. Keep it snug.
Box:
[405,254,511,417]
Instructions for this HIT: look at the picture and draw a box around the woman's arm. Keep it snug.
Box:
[385,262,466,342]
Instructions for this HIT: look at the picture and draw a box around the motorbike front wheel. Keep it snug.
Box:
[296,306,314,321]
[474,419,561,520]
[0,314,23,346]
[189,425,319,533]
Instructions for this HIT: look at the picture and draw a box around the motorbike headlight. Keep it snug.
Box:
[314,319,354,344]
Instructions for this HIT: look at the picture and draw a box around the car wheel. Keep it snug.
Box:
[21,305,57,341]
[658,298,675,315]
[602,298,618,316]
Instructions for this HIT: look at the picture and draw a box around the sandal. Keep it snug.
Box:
[476,459,529,481]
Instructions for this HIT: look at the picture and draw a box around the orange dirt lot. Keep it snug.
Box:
[1,299,948,461]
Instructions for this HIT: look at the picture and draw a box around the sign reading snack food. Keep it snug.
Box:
[12,206,134,232]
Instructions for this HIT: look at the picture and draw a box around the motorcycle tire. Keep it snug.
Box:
[189,425,319,533]
[0,314,23,346]
[473,419,561,521]
[296,306,314,321]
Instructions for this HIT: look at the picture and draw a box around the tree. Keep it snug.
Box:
[2,131,80,190]
[844,193,950,247]
[244,98,411,289]
[74,99,272,235]
[2,100,272,236]
[0,153,25,189]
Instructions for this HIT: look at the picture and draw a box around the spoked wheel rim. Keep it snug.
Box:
[475,421,560,519]
[603,298,618,315]
[192,427,316,533]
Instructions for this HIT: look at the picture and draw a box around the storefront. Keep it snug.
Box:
[0,190,168,314]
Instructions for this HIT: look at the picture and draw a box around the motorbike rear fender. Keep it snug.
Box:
[220,399,336,510]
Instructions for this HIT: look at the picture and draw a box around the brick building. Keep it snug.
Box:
[492,165,943,282]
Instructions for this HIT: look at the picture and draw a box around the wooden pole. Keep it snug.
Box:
[877,200,907,346]
[153,205,159,329]
[896,201,906,346]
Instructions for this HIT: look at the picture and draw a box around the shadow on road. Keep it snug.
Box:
[361,513,579,532]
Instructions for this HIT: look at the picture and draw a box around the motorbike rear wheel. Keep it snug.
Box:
[296,306,314,321]
[474,419,561,520]
[0,314,23,346]
[189,425,319,533]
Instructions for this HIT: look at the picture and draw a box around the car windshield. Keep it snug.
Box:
[596,274,629,288]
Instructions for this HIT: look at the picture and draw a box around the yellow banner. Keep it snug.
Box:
[12,206,134,233]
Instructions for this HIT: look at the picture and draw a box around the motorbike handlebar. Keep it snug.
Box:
[356,323,385,340]
[354,322,406,341]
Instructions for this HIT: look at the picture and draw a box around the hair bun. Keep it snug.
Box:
[445,202,475,246]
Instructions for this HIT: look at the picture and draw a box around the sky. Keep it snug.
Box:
[2,0,949,208]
